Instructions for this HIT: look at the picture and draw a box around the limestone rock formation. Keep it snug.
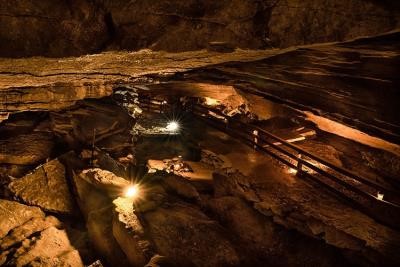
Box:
[179,31,400,143]
[0,200,83,267]
[0,200,44,240]
[142,203,240,267]
[9,158,76,214]
[113,196,240,267]
[213,169,400,266]
[72,170,130,267]
[268,0,400,47]
[0,0,108,57]
[9,226,84,267]
[1,0,399,57]
[0,49,271,121]
[205,196,348,267]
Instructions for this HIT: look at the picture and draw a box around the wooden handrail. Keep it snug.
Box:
[134,98,400,229]
[192,104,400,196]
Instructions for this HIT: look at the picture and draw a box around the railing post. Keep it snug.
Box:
[253,130,258,150]
[297,154,303,173]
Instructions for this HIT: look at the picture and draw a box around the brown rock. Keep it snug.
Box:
[113,196,240,267]
[113,197,154,267]
[213,169,260,202]
[162,175,200,200]
[9,159,76,214]
[0,200,44,240]
[72,171,130,267]
[206,196,350,267]
[79,168,130,194]
[87,206,130,267]
[11,226,84,267]
[1,216,61,251]
[0,200,82,267]
[0,0,108,57]
[0,133,54,165]
[143,203,240,267]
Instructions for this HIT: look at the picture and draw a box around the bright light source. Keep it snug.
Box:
[166,121,179,132]
[204,97,219,106]
[377,192,384,201]
[124,184,139,199]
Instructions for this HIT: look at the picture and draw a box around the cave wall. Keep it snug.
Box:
[0,0,399,57]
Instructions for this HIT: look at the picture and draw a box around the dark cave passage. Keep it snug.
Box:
[1,2,400,267]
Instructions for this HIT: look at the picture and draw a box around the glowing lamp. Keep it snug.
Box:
[125,184,139,199]
[377,192,384,201]
[166,121,179,132]
[204,97,219,106]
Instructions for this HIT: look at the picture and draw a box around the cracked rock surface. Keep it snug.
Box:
[9,159,76,214]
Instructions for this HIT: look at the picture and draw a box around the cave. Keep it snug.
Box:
[1,1,400,267]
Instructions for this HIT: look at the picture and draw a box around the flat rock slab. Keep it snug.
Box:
[0,199,44,239]
[0,49,276,121]
[143,202,240,267]
[9,226,83,267]
[113,196,240,267]
[9,159,75,214]
[0,200,82,266]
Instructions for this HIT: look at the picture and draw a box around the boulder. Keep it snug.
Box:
[113,196,240,267]
[0,200,44,240]
[162,175,200,201]
[9,159,76,214]
[10,226,84,267]
[1,216,61,251]
[97,150,129,178]
[87,206,130,267]
[206,196,349,267]
[72,170,130,267]
[0,200,83,267]
[134,185,167,213]
[142,203,240,267]
[113,197,154,267]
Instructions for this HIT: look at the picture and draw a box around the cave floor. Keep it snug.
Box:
[186,119,400,261]
[136,109,400,263]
